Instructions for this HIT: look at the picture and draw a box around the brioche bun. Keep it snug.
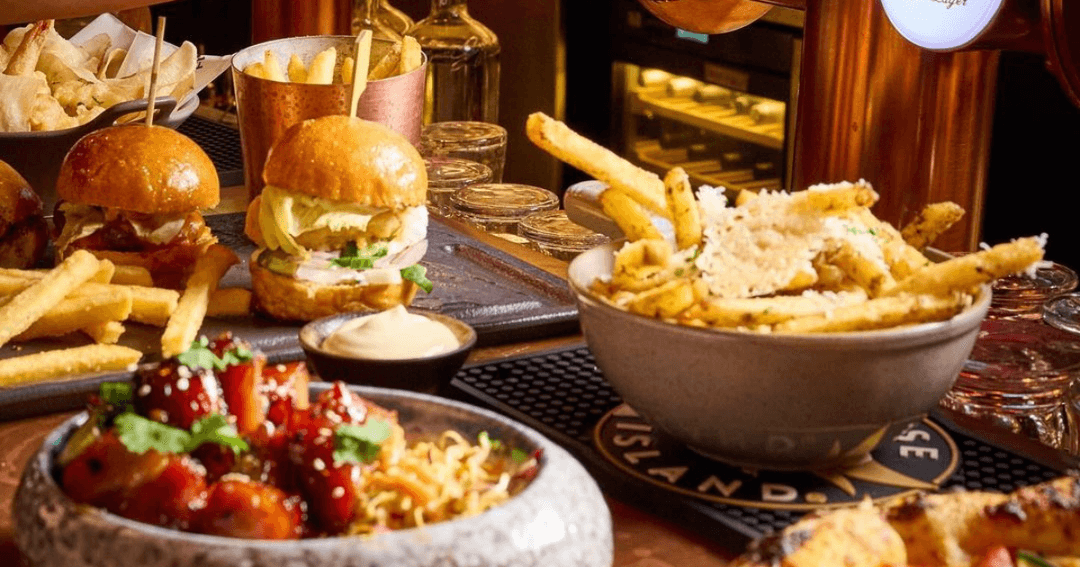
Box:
[56,124,220,214]
[261,115,426,209]
[250,259,419,322]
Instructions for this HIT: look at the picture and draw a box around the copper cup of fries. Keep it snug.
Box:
[231,35,426,199]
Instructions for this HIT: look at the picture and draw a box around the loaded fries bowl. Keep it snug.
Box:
[525,111,1047,470]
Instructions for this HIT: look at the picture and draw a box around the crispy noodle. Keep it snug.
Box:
[347,427,536,535]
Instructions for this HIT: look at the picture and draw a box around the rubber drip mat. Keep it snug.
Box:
[449,344,1067,550]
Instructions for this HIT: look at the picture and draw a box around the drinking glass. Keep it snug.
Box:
[940,262,1080,448]
[425,156,492,217]
[449,183,558,238]
[420,121,507,182]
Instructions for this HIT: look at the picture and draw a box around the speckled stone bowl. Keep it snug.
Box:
[14,384,612,567]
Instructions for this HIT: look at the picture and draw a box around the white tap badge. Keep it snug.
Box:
[880,0,1007,50]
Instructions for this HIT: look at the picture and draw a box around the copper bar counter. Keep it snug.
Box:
[0,208,735,567]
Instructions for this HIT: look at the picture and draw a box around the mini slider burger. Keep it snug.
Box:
[52,124,220,288]
[0,159,49,269]
[244,115,432,322]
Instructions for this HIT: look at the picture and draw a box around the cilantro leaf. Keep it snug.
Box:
[510,448,531,464]
[176,337,253,371]
[401,265,433,293]
[189,414,249,454]
[332,243,389,270]
[114,413,192,454]
[99,382,133,407]
[333,418,392,464]
[177,337,216,370]
[114,413,250,455]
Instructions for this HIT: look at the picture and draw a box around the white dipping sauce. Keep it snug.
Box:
[322,305,460,360]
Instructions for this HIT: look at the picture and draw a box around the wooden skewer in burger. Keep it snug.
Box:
[244,30,432,322]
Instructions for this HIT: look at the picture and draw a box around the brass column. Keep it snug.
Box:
[791,0,999,251]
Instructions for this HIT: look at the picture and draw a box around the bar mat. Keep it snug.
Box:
[448,344,1069,550]
[177,114,244,188]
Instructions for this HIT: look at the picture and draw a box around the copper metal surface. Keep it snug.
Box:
[250,0,352,43]
[793,0,998,251]
[231,36,425,199]
[1042,0,1080,106]
[635,0,774,34]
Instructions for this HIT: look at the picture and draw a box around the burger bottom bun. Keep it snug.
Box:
[250,261,419,322]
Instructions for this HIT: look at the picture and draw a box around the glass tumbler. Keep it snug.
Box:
[420,121,507,182]
[425,156,492,217]
[450,183,558,241]
[940,262,1080,448]
[520,210,611,261]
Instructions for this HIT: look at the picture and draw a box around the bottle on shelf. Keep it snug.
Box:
[407,0,500,124]
[379,0,414,36]
[352,0,402,41]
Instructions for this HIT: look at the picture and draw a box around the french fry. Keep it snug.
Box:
[611,238,681,292]
[886,237,1045,297]
[628,279,696,319]
[287,54,308,83]
[791,180,879,214]
[83,321,126,344]
[161,245,239,357]
[262,50,287,82]
[664,167,703,250]
[0,250,100,348]
[845,207,932,280]
[90,260,116,283]
[368,42,402,80]
[397,36,423,75]
[243,61,268,79]
[601,190,664,242]
[0,259,113,283]
[526,112,670,217]
[735,189,758,207]
[207,288,252,317]
[774,293,968,333]
[110,264,154,287]
[901,201,965,250]
[681,291,868,328]
[0,276,178,327]
[0,344,142,387]
[306,47,336,84]
[341,56,355,84]
[824,241,896,297]
[16,289,133,342]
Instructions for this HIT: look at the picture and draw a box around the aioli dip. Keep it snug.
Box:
[322,306,460,359]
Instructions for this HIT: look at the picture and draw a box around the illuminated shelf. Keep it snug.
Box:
[631,140,781,196]
[629,89,785,150]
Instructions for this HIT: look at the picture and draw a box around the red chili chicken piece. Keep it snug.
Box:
[193,478,304,539]
[134,361,223,430]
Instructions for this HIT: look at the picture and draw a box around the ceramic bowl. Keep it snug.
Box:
[299,310,477,394]
[14,383,612,567]
[568,242,991,470]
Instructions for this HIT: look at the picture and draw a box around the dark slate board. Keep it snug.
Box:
[0,213,579,421]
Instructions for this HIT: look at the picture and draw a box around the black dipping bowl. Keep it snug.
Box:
[299,310,477,394]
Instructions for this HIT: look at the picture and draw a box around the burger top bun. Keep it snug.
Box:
[0,159,43,231]
[262,115,426,209]
[56,124,220,214]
